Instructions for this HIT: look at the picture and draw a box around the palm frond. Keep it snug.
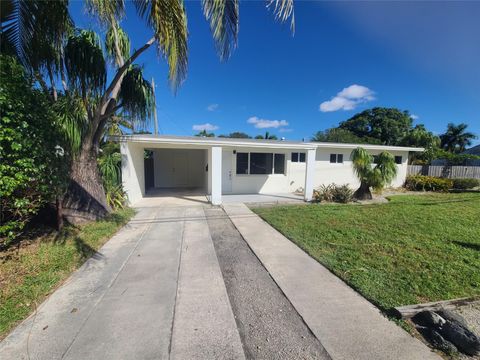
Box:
[350,147,373,182]
[133,0,188,91]
[118,65,154,127]
[267,0,295,33]
[64,30,107,96]
[85,0,125,27]
[105,25,130,65]
[373,151,397,189]
[53,95,88,154]
[201,0,239,61]
[1,0,72,73]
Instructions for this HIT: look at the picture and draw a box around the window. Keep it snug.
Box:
[291,152,306,163]
[372,155,379,164]
[236,152,286,175]
[330,153,344,164]
[250,153,273,174]
[274,154,285,174]
[236,152,248,174]
[395,156,402,165]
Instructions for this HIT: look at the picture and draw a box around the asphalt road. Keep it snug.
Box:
[205,207,331,360]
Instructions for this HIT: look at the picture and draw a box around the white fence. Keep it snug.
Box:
[407,165,480,179]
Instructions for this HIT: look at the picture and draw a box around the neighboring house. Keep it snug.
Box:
[116,135,422,205]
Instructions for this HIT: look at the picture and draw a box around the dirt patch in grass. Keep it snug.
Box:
[0,208,135,339]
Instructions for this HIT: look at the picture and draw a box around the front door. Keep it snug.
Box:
[222,151,233,193]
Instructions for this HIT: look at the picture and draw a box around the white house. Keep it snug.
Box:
[116,135,423,205]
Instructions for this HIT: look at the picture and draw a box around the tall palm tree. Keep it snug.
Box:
[350,147,397,200]
[1,0,295,223]
[440,123,477,153]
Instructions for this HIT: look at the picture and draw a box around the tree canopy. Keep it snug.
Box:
[312,128,380,144]
[439,123,477,153]
[339,107,413,145]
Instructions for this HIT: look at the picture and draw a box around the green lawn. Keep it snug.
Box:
[253,193,480,311]
[0,208,135,339]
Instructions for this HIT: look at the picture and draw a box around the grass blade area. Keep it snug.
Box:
[253,193,480,312]
[0,208,135,339]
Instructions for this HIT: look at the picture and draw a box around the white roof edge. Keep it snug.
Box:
[306,142,424,152]
[110,135,423,152]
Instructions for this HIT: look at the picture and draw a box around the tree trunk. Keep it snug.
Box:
[354,181,373,200]
[62,147,111,225]
[56,195,64,231]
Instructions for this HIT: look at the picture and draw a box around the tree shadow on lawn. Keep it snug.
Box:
[451,240,480,252]
[54,227,104,262]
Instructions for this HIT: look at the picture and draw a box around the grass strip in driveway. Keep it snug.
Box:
[252,193,480,312]
[0,208,135,339]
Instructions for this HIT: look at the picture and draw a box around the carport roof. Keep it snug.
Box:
[112,134,423,152]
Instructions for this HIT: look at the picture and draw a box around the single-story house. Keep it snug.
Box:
[116,135,423,205]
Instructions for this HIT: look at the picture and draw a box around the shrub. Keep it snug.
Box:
[451,178,480,190]
[0,56,68,246]
[404,175,453,192]
[314,184,354,203]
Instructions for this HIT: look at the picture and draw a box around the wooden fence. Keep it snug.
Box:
[407,165,480,179]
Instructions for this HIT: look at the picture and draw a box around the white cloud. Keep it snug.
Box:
[319,84,375,112]
[206,103,219,111]
[247,116,289,129]
[192,123,219,131]
[410,114,419,120]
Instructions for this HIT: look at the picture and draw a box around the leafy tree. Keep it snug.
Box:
[0,56,69,244]
[195,130,215,137]
[1,0,294,223]
[255,131,278,140]
[218,132,251,138]
[339,108,413,145]
[312,128,380,144]
[350,147,398,200]
[399,124,441,164]
[439,123,477,153]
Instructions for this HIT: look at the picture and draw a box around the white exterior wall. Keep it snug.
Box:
[152,148,207,188]
[121,141,145,205]
[314,148,410,189]
[226,147,307,194]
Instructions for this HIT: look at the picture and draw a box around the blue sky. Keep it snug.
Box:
[70,1,480,145]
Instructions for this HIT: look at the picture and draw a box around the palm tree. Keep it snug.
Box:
[350,147,398,200]
[1,0,295,223]
[255,131,278,140]
[195,129,215,137]
[440,123,477,153]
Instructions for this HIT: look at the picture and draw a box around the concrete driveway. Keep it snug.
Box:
[1,196,439,360]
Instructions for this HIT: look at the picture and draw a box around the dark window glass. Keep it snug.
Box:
[236,153,249,174]
[337,154,344,163]
[330,154,337,163]
[292,152,299,162]
[372,155,379,164]
[250,153,273,174]
[395,156,402,164]
[299,153,306,162]
[274,154,285,174]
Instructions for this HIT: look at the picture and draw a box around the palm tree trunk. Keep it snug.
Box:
[354,181,373,200]
[62,146,111,224]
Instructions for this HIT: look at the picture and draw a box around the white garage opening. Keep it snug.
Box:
[146,148,208,194]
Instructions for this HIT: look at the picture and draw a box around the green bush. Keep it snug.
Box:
[0,56,68,245]
[452,178,480,190]
[404,175,453,192]
[314,184,354,203]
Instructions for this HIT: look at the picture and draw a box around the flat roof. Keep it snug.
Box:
[112,134,424,152]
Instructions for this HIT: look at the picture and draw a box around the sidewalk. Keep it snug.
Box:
[223,203,441,360]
